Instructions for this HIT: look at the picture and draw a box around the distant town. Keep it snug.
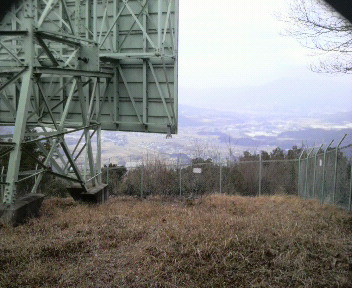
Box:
[63,104,352,168]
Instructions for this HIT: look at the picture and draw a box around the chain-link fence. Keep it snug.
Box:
[298,134,352,210]
[0,165,71,200]
[1,135,350,211]
[104,158,300,198]
[104,135,352,211]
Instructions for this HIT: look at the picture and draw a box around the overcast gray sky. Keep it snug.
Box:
[177,0,352,112]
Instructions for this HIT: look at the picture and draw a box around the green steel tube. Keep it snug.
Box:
[179,165,182,197]
[140,165,144,198]
[220,161,223,194]
[298,150,305,197]
[258,154,262,196]
[0,166,4,201]
[4,69,33,205]
[107,158,110,185]
[349,162,352,212]
[321,140,334,204]
[333,134,347,205]
[313,144,323,199]
[305,148,314,199]
[97,126,102,184]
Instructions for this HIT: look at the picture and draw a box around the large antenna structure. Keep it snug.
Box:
[0,0,178,222]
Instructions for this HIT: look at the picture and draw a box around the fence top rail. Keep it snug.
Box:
[340,143,352,150]
[304,143,352,159]
[122,158,301,169]
[239,159,298,164]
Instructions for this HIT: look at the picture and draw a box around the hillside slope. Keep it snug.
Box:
[0,195,351,287]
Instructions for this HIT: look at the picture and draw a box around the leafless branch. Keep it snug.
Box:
[279,0,352,73]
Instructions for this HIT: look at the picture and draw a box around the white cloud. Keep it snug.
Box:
[178,0,316,88]
[177,0,352,113]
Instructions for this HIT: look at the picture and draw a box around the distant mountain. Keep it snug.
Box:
[178,104,247,128]
[185,103,352,149]
[197,128,351,149]
[278,129,352,146]
[321,111,352,123]
[233,128,352,149]
[178,113,206,127]
[180,77,352,115]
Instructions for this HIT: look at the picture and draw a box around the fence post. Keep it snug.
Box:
[106,158,110,185]
[34,164,38,188]
[1,166,3,201]
[140,164,144,198]
[258,153,262,196]
[84,149,88,182]
[349,162,352,212]
[313,144,323,199]
[219,158,222,194]
[179,164,182,197]
[298,150,305,197]
[321,140,334,204]
[333,134,347,204]
[305,148,314,199]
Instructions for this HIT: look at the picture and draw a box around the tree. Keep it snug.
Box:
[287,145,303,160]
[283,0,352,73]
[270,147,285,160]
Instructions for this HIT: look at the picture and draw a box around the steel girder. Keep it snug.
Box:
[0,0,178,204]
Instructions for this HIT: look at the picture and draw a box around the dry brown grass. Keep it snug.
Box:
[0,195,351,287]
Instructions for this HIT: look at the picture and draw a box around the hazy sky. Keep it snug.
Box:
[177,0,352,112]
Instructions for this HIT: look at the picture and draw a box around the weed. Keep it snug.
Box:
[0,195,351,287]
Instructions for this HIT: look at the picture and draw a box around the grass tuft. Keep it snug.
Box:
[0,194,351,287]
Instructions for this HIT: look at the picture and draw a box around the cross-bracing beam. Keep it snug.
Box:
[0,24,109,204]
[0,0,179,205]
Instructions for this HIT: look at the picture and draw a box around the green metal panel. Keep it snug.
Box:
[0,0,178,134]
[0,0,179,204]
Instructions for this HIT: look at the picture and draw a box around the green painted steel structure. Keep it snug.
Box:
[0,0,179,205]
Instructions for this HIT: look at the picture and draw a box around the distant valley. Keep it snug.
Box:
[100,104,352,165]
[1,104,351,166]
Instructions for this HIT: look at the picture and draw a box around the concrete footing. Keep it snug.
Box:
[0,194,45,226]
[67,184,109,204]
